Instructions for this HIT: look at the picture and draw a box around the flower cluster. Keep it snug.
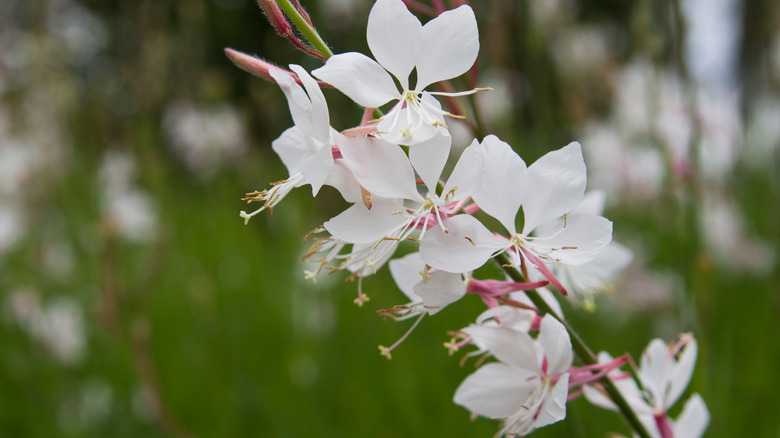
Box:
[230,0,709,436]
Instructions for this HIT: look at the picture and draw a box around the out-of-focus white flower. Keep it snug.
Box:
[99,150,158,243]
[163,100,248,180]
[7,290,87,366]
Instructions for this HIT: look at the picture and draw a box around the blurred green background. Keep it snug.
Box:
[1,0,778,436]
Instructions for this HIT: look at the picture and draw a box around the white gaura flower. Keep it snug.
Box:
[312,0,480,145]
[454,315,573,437]
[240,65,360,223]
[324,133,484,249]
[584,335,709,438]
[420,135,613,295]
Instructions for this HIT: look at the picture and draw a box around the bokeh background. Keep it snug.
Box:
[1,0,778,436]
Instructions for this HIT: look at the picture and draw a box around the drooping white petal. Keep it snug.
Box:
[324,160,363,203]
[530,214,613,266]
[413,270,466,314]
[522,142,587,234]
[462,325,539,371]
[533,374,569,429]
[366,0,421,89]
[297,137,333,196]
[454,363,537,419]
[441,138,485,202]
[312,52,400,108]
[471,135,526,234]
[271,126,311,173]
[389,252,426,303]
[414,5,479,89]
[338,135,421,201]
[269,68,315,136]
[537,315,573,375]
[420,214,505,273]
[673,394,709,438]
[667,338,698,408]
[324,199,408,244]
[639,339,672,411]
[409,133,451,194]
[289,65,330,142]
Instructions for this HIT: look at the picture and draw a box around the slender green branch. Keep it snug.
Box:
[277,0,335,59]
[494,252,652,438]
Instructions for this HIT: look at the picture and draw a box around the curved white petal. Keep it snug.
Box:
[324,160,363,203]
[324,199,408,244]
[667,338,697,408]
[537,315,573,375]
[413,270,466,314]
[338,136,421,201]
[522,142,587,234]
[289,64,330,141]
[420,214,505,273]
[639,339,671,411]
[533,373,569,429]
[471,135,526,234]
[366,0,421,89]
[409,133,451,194]
[389,252,425,302]
[673,394,709,438]
[441,138,485,202]
[312,52,400,108]
[269,68,315,135]
[414,5,479,89]
[271,126,311,173]
[454,363,536,419]
[462,325,539,371]
[530,214,613,266]
[297,137,334,195]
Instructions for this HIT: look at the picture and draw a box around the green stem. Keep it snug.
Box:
[277,0,335,59]
[495,252,652,438]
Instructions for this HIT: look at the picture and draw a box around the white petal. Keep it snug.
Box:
[409,133,451,194]
[522,142,587,234]
[639,339,671,410]
[441,138,485,202]
[312,52,399,108]
[673,394,709,438]
[270,68,315,136]
[470,135,526,234]
[324,160,363,203]
[533,373,569,429]
[297,137,333,195]
[414,5,479,89]
[530,214,613,266]
[366,0,421,89]
[289,64,330,141]
[389,252,425,303]
[338,136,421,201]
[324,199,408,244]
[667,338,698,408]
[454,363,536,418]
[462,325,539,371]
[272,126,311,173]
[413,270,466,314]
[420,214,505,273]
[537,315,573,375]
